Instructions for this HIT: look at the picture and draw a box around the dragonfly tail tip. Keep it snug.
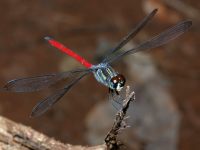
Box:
[44,36,52,41]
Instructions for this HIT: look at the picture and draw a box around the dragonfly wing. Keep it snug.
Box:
[30,88,68,117]
[3,74,59,92]
[102,9,157,63]
[107,20,192,64]
[2,68,92,92]
[30,72,89,117]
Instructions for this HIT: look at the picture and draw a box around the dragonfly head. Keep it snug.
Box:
[110,74,126,91]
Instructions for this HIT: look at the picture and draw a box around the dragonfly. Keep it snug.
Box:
[2,9,192,117]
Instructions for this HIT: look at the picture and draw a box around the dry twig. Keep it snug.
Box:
[105,86,135,150]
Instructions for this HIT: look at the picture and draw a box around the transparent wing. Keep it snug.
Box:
[2,68,92,92]
[106,20,192,64]
[30,72,89,117]
[108,90,122,111]
[102,9,158,63]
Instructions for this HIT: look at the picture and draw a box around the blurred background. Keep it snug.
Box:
[0,0,199,150]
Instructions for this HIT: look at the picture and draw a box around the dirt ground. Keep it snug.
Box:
[0,0,199,149]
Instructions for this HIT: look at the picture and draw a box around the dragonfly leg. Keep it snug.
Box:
[115,90,119,95]
[109,88,114,96]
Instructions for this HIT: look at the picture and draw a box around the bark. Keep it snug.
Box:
[0,116,106,150]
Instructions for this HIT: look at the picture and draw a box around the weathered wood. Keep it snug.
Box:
[0,116,106,150]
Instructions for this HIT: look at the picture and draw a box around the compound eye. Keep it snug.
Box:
[111,74,126,90]
[117,74,126,86]
[111,76,119,89]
